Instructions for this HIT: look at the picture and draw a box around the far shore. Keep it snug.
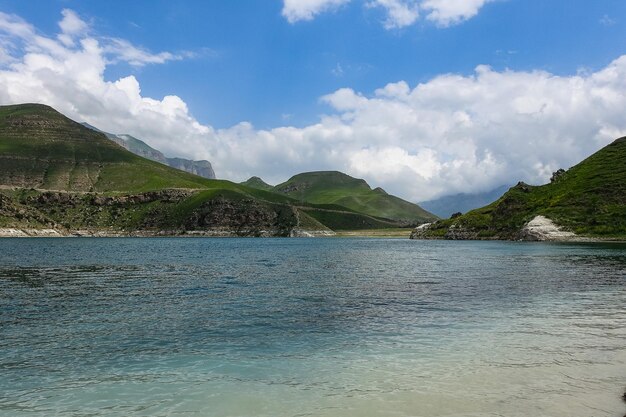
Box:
[2,226,626,242]
[0,227,414,238]
[333,228,414,238]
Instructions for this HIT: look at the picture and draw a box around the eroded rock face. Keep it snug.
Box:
[166,158,216,179]
[550,169,566,183]
[410,222,482,240]
[1,187,336,237]
[443,224,481,240]
[514,181,531,193]
[184,197,297,237]
[29,189,193,207]
[409,223,434,239]
[517,215,578,241]
[277,182,309,194]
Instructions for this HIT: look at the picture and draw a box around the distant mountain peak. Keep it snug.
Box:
[419,185,512,219]
[0,103,215,192]
[240,176,274,191]
[273,170,436,223]
[81,122,215,179]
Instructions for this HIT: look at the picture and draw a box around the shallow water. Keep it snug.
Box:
[0,238,625,417]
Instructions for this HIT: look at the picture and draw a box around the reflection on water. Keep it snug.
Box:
[0,238,625,417]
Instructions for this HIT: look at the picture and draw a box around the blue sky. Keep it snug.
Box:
[1,1,626,201]
[3,0,625,129]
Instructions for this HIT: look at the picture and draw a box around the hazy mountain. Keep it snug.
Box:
[0,104,418,235]
[81,123,215,179]
[419,185,511,219]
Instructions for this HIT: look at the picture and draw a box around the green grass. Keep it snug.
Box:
[273,171,437,223]
[299,206,401,230]
[422,137,626,239]
[240,176,274,191]
[0,103,215,192]
[0,104,434,233]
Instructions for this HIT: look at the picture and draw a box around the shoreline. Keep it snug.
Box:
[410,216,626,243]
[0,227,337,238]
[1,226,625,242]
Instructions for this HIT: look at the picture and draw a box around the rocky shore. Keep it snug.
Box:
[0,227,337,238]
[411,215,611,242]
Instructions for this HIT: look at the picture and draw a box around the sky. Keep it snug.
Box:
[0,0,626,201]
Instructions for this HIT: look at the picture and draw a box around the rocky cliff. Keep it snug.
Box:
[166,158,215,179]
[0,188,332,237]
[82,123,216,179]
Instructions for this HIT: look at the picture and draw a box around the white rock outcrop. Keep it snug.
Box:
[0,228,64,237]
[519,215,578,241]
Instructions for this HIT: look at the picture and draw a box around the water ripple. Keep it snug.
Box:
[0,238,625,417]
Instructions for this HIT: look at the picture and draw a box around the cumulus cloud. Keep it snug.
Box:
[1,9,626,202]
[283,0,494,27]
[367,0,420,29]
[103,38,185,66]
[281,0,351,23]
[58,9,88,46]
[421,0,494,27]
[212,58,626,201]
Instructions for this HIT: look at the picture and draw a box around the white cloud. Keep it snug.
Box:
[103,38,183,66]
[367,0,419,29]
[283,0,494,28]
[600,14,616,27]
[59,9,88,35]
[2,9,626,203]
[421,0,494,27]
[214,57,626,201]
[281,0,351,23]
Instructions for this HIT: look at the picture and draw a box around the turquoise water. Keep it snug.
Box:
[0,238,625,417]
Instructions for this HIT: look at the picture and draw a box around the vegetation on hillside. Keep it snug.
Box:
[0,104,433,233]
[241,176,274,191]
[273,171,437,224]
[0,104,215,192]
[418,137,626,239]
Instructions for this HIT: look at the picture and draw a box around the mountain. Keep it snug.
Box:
[81,123,216,179]
[0,104,414,235]
[166,158,215,179]
[241,176,274,191]
[273,171,437,224]
[412,137,626,240]
[418,185,511,218]
[0,104,216,192]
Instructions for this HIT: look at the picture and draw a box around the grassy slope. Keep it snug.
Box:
[241,176,274,191]
[274,171,437,223]
[0,188,300,236]
[0,104,297,200]
[0,104,406,231]
[423,137,626,239]
[0,104,219,192]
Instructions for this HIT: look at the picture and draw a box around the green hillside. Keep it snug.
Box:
[241,176,274,191]
[0,103,219,192]
[81,123,216,179]
[0,104,414,234]
[415,137,626,239]
[274,171,437,224]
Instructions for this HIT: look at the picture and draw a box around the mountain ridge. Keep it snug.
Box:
[80,122,216,179]
[419,185,512,219]
[0,103,421,235]
[273,171,438,224]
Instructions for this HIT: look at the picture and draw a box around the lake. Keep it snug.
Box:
[0,238,625,417]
